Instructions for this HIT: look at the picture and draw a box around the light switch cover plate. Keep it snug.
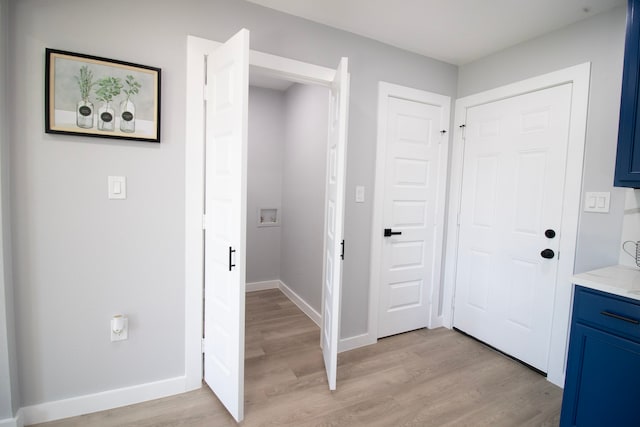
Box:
[584,191,610,213]
[355,185,365,203]
[108,176,127,200]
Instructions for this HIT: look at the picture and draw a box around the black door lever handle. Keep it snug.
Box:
[384,228,402,237]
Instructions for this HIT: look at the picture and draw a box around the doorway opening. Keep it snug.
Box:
[245,76,330,356]
[185,32,350,422]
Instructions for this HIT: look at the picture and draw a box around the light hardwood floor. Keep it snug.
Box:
[32,289,562,426]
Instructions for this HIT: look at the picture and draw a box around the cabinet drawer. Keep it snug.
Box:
[573,286,640,341]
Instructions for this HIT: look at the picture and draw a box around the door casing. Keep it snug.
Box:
[185,35,340,391]
[442,63,591,387]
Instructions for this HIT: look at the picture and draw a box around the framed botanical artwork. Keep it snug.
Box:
[45,48,161,142]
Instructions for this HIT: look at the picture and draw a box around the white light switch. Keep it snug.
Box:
[584,191,610,213]
[108,176,127,200]
[355,185,365,203]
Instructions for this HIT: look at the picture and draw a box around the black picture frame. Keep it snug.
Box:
[45,48,161,143]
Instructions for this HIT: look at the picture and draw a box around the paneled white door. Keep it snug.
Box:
[322,57,349,390]
[377,93,449,338]
[453,83,572,372]
[203,28,249,422]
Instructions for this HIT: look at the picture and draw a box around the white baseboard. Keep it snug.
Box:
[246,280,280,292]
[21,376,187,425]
[429,315,444,329]
[338,333,376,353]
[0,409,23,427]
[547,372,565,388]
[278,281,321,327]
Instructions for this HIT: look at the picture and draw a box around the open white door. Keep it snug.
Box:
[322,58,349,390]
[203,29,249,422]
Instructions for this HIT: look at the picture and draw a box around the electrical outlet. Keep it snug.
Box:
[111,317,128,342]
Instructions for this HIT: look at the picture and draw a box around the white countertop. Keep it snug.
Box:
[572,264,640,301]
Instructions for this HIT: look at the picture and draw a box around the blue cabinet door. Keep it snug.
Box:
[615,0,640,187]
[560,322,640,426]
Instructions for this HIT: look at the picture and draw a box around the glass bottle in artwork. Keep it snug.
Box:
[75,65,95,129]
[119,75,141,133]
[98,101,116,131]
[95,76,122,132]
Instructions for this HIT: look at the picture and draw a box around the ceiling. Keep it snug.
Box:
[246,0,625,65]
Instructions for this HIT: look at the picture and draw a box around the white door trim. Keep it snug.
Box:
[442,63,591,387]
[368,82,451,341]
[185,35,337,391]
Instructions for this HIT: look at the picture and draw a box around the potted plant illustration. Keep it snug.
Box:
[75,65,95,129]
[119,75,141,133]
[95,76,122,131]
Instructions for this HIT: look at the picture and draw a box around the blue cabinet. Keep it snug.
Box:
[615,0,640,187]
[560,286,640,426]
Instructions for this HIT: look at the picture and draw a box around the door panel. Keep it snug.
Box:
[453,83,572,372]
[378,95,448,338]
[203,28,249,422]
[322,57,349,391]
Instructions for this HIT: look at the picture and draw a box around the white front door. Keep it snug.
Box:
[377,90,450,338]
[322,57,349,390]
[453,83,572,372]
[203,28,249,422]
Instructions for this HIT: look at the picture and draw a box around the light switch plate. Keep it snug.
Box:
[108,176,127,200]
[355,185,365,203]
[584,191,610,213]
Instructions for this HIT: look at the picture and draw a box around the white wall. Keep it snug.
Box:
[246,86,285,283]
[9,0,457,408]
[619,189,640,266]
[457,5,627,273]
[280,83,329,311]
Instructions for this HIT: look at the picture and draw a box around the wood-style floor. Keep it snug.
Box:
[32,289,562,426]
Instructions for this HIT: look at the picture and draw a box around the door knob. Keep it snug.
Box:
[545,229,556,239]
[384,228,402,237]
[540,249,555,259]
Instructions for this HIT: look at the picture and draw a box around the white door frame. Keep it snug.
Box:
[185,35,337,391]
[369,82,451,340]
[442,63,591,387]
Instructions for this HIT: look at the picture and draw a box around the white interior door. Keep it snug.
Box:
[453,83,572,372]
[203,28,249,422]
[377,94,449,338]
[322,57,349,390]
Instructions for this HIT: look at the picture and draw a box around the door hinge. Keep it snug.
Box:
[201,338,205,353]
[202,214,207,230]
[340,240,345,260]
[203,84,209,102]
[459,124,467,140]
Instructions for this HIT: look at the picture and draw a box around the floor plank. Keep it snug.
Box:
[30,289,562,426]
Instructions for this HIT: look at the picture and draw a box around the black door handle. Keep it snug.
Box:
[545,229,556,239]
[229,246,236,271]
[541,249,555,259]
[384,228,402,237]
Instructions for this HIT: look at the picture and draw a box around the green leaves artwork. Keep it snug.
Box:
[46,48,161,142]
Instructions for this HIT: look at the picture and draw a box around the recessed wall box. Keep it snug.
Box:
[258,208,279,227]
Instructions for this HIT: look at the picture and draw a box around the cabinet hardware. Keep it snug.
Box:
[600,311,640,325]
